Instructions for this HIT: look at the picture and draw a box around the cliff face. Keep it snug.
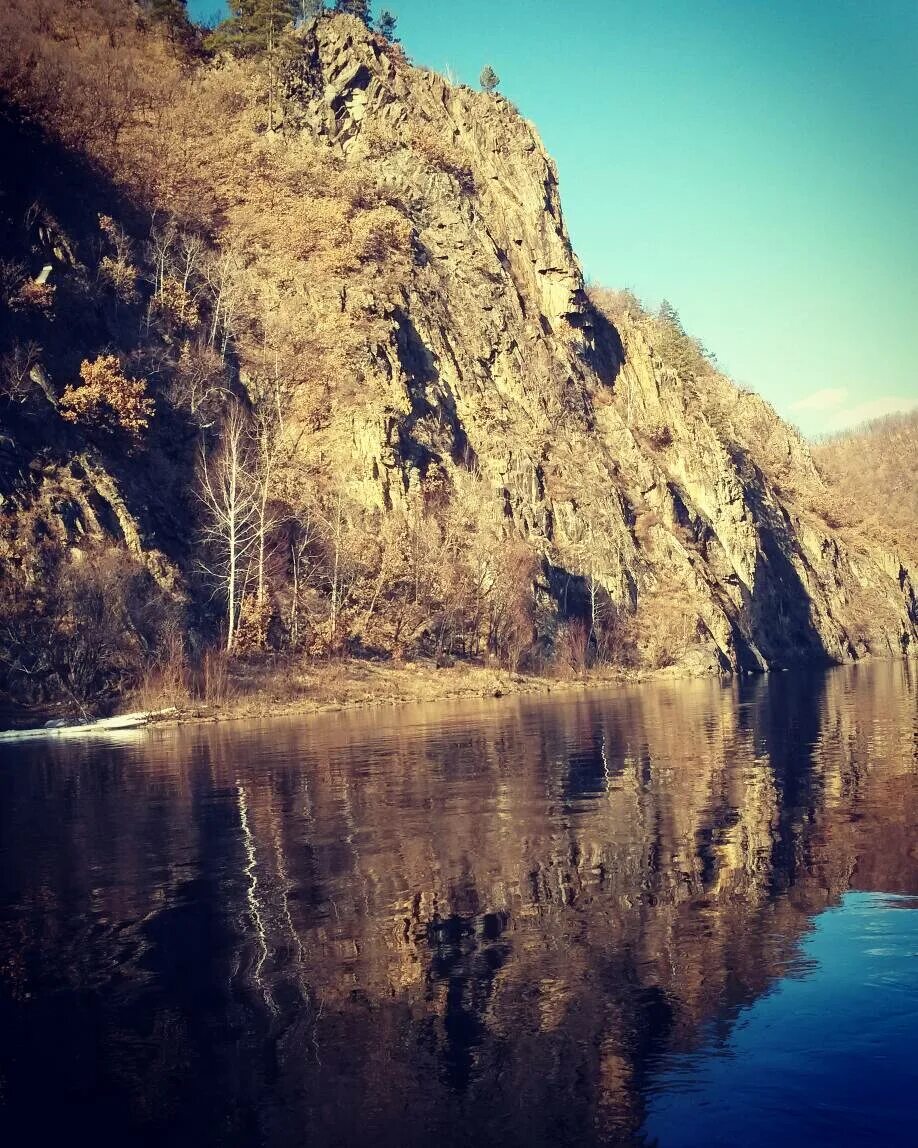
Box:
[277,17,916,670]
[0,8,915,697]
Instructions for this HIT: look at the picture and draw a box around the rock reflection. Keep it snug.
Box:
[0,661,915,1146]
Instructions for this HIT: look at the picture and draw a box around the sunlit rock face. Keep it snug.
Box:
[0,12,913,681]
[279,16,916,669]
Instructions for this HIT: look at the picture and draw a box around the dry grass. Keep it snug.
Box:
[134,654,644,726]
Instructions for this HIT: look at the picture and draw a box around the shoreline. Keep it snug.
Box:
[146,658,655,731]
[152,652,912,732]
[5,651,912,738]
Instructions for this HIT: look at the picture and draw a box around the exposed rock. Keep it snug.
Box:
[273,16,916,670]
[0,12,913,680]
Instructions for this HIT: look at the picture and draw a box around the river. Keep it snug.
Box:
[1,661,916,1146]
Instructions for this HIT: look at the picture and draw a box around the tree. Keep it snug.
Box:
[149,0,197,49]
[296,0,324,21]
[657,298,684,335]
[375,8,397,40]
[198,402,259,651]
[59,356,155,441]
[205,0,297,57]
[479,65,500,93]
[0,340,42,404]
[652,298,716,379]
[335,0,371,24]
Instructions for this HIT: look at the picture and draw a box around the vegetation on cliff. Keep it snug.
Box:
[0,0,914,717]
[813,411,918,566]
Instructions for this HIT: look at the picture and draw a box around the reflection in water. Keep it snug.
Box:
[0,661,916,1146]
[644,891,918,1147]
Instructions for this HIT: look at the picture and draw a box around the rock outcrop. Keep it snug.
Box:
[274,15,917,670]
[0,9,914,686]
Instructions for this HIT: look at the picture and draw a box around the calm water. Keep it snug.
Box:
[1,663,916,1147]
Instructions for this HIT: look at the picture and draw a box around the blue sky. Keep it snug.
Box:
[189,1,918,436]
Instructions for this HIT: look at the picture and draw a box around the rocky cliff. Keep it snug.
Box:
[0,7,915,704]
[273,16,916,671]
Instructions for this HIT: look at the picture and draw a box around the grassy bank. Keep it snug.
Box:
[133,654,649,729]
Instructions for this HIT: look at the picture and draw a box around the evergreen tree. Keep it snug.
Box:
[206,0,298,57]
[657,299,685,335]
[149,0,197,48]
[335,0,371,25]
[479,65,500,93]
[375,9,398,41]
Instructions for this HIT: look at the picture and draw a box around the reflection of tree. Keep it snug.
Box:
[0,662,915,1145]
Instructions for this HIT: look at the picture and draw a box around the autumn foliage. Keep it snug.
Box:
[60,355,155,440]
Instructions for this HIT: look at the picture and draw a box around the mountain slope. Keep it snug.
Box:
[273,16,915,670]
[813,411,918,567]
[0,5,915,710]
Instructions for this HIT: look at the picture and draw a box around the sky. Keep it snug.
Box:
[188,0,918,437]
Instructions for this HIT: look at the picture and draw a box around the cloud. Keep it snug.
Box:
[790,387,848,412]
[823,394,918,432]
[788,387,918,436]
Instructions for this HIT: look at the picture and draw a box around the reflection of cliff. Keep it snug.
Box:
[0,663,915,1145]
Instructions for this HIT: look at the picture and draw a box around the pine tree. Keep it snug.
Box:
[657,299,685,335]
[206,0,298,57]
[375,9,398,40]
[479,65,500,93]
[149,0,197,48]
[335,0,371,25]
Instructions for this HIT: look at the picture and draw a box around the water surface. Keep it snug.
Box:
[1,662,916,1146]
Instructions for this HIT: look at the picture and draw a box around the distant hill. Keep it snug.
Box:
[814,410,918,565]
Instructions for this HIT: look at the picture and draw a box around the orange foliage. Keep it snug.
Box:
[11,280,56,314]
[60,355,155,440]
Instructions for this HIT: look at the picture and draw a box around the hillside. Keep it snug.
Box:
[0,1,915,714]
[813,411,918,566]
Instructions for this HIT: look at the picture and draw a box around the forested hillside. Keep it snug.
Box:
[0,0,914,717]
[814,411,918,566]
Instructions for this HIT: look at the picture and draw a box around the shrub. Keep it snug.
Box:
[645,425,674,451]
[99,255,139,301]
[0,258,27,306]
[168,339,226,423]
[152,274,199,328]
[233,593,273,654]
[409,125,475,192]
[12,280,55,314]
[554,618,590,676]
[60,354,155,440]
[0,340,42,404]
[351,205,415,265]
[0,549,178,715]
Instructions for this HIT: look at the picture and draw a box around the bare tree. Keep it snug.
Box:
[169,339,227,425]
[248,360,289,609]
[147,215,178,303]
[202,244,243,359]
[0,340,43,403]
[326,488,346,649]
[198,401,259,650]
[288,504,320,649]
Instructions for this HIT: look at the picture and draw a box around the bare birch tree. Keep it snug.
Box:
[198,401,259,650]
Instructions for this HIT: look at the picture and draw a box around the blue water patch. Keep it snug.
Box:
[642,891,918,1147]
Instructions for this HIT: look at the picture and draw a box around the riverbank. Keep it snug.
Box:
[0,654,696,735]
[5,651,913,737]
[140,656,652,729]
